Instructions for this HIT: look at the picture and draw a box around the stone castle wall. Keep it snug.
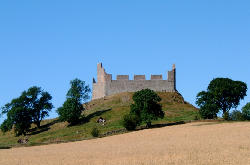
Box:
[92,63,176,100]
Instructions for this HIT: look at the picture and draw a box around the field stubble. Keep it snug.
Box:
[0,122,250,165]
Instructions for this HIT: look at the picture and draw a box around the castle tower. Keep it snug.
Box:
[167,64,176,91]
[97,63,105,83]
[92,63,111,100]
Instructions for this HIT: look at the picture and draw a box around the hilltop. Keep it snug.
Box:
[0,92,198,148]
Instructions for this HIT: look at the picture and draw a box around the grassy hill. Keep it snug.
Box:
[0,92,198,148]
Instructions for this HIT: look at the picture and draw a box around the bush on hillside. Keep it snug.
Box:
[242,102,250,120]
[229,110,245,121]
[91,127,100,137]
[122,114,140,131]
[223,111,230,120]
[194,112,201,120]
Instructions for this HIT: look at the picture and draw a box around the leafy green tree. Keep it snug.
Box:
[1,97,32,136]
[0,119,12,133]
[9,107,33,136]
[57,98,83,124]
[66,78,90,101]
[199,103,219,119]
[57,78,90,125]
[196,91,219,119]
[25,87,53,128]
[196,78,247,120]
[208,78,247,115]
[242,102,250,120]
[129,89,164,127]
[0,86,53,135]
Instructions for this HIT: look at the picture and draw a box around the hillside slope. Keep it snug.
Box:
[0,92,198,148]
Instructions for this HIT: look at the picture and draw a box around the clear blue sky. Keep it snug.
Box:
[0,0,250,123]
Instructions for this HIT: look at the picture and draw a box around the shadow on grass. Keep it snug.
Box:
[28,119,60,135]
[137,121,186,131]
[151,121,186,128]
[68,108,112,127]
[101,121,187,137]
[192,122,222,127]
[0,146,11,149]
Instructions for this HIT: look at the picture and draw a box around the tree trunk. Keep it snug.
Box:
[223,109,226,115]
[36,121,41,128]
[222,108,229,120]
[146,122,151,128]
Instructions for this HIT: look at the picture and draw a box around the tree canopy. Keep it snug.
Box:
[66,78,90,102]
[196,78,247,119]
[0,86,53,135]
[25,87,53,128]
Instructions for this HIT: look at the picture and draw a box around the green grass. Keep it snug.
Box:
[0,92,198,148]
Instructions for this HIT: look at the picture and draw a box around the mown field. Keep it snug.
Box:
[0,122,250,165]
[0,92,198,148]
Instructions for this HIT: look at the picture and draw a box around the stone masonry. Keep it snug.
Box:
[92,63,176,100]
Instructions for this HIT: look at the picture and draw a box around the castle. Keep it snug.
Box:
[92,63,176,100]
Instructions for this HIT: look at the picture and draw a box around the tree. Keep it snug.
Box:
[0,119,13,133]
[25,87,53,128]
[196,91,219,119]
[0,86,53,135]
[66,78,90,102]
[1,96,32,136]
[57,98,83,125]
[196,78,247,120]
[57,78,90,125]
[129,89,164,127]
[242,102,250,120]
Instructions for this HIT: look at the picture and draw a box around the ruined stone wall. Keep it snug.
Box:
[105,80,175,97]
[92,63,176,100]
[92,82,106,100]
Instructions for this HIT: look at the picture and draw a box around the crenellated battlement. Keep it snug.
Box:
[92,63,176,100]
[117,75,129,81]
[151,75,163,80]
[134,75,146,80]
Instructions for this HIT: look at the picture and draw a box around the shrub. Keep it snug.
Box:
[242,102,250,120]
[91,127,100,137]
[223,111,230,120]
[229,110,244,121]
[194,112,201,120]
[122,114,139,131]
